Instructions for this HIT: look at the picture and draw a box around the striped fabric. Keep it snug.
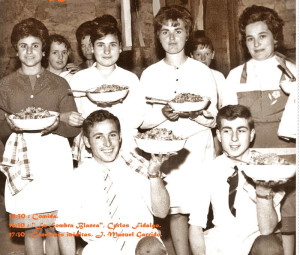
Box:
[102,167,126,251]
[0,133,33,195]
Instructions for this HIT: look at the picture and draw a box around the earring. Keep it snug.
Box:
[16,53,18,57]
[42,52,45,56]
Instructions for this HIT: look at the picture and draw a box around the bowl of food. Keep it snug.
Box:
[168,93,210,112]
[135,128,186,154]
[242,151,296,182]
[86,84,129,103]
[8,107,59,131]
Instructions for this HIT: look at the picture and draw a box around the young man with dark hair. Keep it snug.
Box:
[189,105,286,255]
[57,110,170,255]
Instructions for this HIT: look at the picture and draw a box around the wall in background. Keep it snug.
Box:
[0,0,296,78]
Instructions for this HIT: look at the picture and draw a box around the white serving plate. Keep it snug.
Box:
[8,111,59,131]
[242,164,296,182]
[134,137,187,154]
[86,86,129,103]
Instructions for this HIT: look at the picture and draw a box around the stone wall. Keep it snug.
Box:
[0,0,163,78]
[0,0,296,78]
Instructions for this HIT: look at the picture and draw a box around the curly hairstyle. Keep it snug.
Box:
[90,15,121,45]
[154,5,193,38]
[186,30,214,56]
[82,110,121,138]
[239,5,284,50]
[11,18,49,51]
[216,104,254,130]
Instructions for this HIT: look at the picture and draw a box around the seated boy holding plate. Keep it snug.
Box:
[189,105,288,255]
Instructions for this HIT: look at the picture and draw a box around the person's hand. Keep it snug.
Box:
[5,114,23,133]
[65,63,80,74]
[162,105,179,121]
[148,153,177,175]
[60,111,84,127]
[41,115,60,136]
[177,111,193,118]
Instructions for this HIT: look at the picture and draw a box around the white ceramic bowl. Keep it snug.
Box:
[168,97,210,112]
[242,164,296,182]
[86,86,129,103]
[134,137,187,154]
[8,111,59,131]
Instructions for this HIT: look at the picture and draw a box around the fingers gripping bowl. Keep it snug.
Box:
[168,93,210,112]
[86,84,129,103]
[8,107,59,131]
[135,128,187,154]
[242,151,296,182]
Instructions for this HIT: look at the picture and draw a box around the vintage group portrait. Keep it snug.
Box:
[0,0,297,254]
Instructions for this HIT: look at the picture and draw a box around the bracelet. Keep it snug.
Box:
[148,172,161,179]
[256,191,274,200]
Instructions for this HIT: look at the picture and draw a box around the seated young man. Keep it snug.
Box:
[56,110,169,255]
[189,105,286,255]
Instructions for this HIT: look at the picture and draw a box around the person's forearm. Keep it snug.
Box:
[58,234,76,255]
[189,225,206,255]
[192,115,216,128]
[256,196,278,235]
[150,178,170,218]
[140,106,167,129]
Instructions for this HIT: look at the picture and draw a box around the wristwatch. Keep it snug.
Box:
[148,172,161,179]
[256,191,274,200]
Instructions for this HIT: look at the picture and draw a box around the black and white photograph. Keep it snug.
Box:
[0,0,297,254]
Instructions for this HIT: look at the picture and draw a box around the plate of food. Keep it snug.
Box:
[8,107,59,131]
[242,151,296,182]
[86,84,129,103]
[135,128,186,154]
[168,93,210,112]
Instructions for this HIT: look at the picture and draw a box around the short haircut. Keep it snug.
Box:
[93,14,118,27]
[76,20,94,44]
[187,30,214,55]
[216,105,254,130]
[44,34,72,62]
[82,110,121,138]
[239,5,284,50]
[11,18,49,51]
[90,15,121,45]
[154,5,193,38]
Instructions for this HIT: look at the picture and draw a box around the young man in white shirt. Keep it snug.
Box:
[56,110,170,255]
[189,105,286,255]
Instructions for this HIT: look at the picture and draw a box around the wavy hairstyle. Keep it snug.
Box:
[154,5,193,38]
[11,18,49,51]
[239,5,284,53]
[82,110,121,138]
